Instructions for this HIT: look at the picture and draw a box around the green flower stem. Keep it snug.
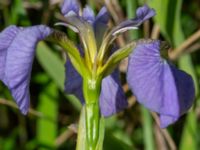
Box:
[85,102,100,150]
[83,76,102,150]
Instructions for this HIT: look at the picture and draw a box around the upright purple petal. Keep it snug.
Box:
[112,5,155,35]
[93,7,110,45]
[61,0,80,17]
[95,7,110,25]
[100,70,127,117]
[135,5,156,22]
[127,40,195,128]
[0,25,52,114]
[82,6,95,24]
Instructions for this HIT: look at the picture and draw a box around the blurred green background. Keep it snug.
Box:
[0,0,200,149]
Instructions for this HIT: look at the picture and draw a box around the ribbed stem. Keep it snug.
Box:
[83,76,102,150]
[85,103,100,150]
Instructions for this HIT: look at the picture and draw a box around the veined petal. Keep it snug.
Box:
[100,70,127,117]
[83,5,95,24]
[112,5,155,35]
[0,26,20,80]
[64,60,127,116]
[127,40,195,128]
[61,0,80,17]
[0,25,52,114]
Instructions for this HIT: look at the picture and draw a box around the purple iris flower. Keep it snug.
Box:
[62,0,154,117]
[0,0,194,128]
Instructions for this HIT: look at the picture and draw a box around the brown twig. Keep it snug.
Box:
[104,0,124,24]
[0,98,56,122]
[55,124,77,147]
[23,1,43,9]
[50,0,62,5]
[123,83,129,92]
[143,20,150,38]
[122,83,136,107]
[151,24,160,39]
[119,57,128,72]
[151,112,177,150]
[104,0,126,47]
[154,125,168,150]
[186,42,200,53]
[169,29,200,60]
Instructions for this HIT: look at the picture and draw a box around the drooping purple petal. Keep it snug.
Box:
[64,60,127,116]
[0,25,52,114]
[65,59,84,103]
[127,40,195,128]
[0,26,20,80]
[61,0,80,17]
[100,70,127,117]
[82,5,95,24]
[112,5,155,35]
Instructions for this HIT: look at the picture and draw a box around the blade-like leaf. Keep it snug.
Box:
[36,81,58,149]
[46,30,88,76]
[99,42,136,77]
[76,106,88,150]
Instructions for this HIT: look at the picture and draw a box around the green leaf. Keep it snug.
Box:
[180,111,197,150]
[104,116,134,149]
[1,129,18,150]
[10,0,30,25]
[100,42,136,77]
[95,117,105,150]
[36,81,58,149]
[141,107,155,150]
[76,106,88,150]
[148,0,171,42]
[103,131,132,150]
[126,0,140,39]
[46,30,88,77]
[37,42,65,90]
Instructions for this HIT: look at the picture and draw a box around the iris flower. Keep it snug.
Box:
[0,0,195,128]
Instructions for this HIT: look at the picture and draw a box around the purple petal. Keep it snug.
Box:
[127,40,195,128]
[0,26,21,80]
[64,60,127,116]
[112,5,155,35]
[95,7,110,25]
[0,25,52,114]
[64,45,84,103]
[61,0,80,17]
[65,59,84,103]
[135,5,156,22]
[100,70,127,117]
[93,7,110,44]
[82,5,95,24]
[159,115,178,128]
